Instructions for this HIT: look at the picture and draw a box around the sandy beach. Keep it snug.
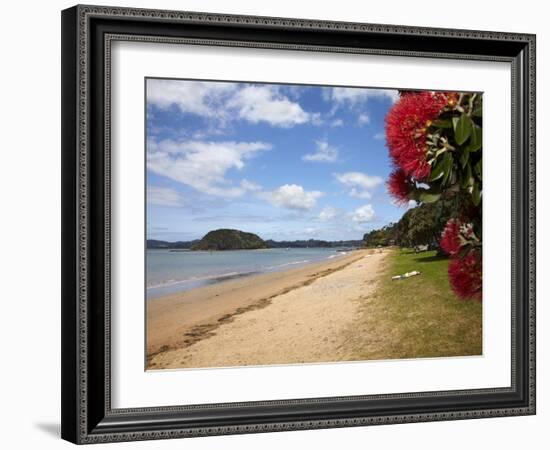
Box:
[147,248,389,369]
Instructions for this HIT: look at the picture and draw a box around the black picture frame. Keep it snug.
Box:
[61,4,536,444]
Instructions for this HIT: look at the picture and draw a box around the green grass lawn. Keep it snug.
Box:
[351,248,482,361]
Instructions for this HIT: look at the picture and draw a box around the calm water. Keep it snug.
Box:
[146,247,349,299]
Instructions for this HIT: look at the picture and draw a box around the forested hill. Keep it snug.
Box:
[191,229,267,251]
[363,199,459,248]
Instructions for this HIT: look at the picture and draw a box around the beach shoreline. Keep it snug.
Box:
[146,247,354,299]
[146,248,389,369]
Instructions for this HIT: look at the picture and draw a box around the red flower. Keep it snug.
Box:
[440,218,479,256]
[440,219,462,256]
[448,249,482,301]
[387,168,412,205]
[385,91,449,180]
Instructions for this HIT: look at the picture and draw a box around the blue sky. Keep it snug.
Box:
[146,78,411,242]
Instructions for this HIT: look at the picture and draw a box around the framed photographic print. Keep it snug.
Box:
[61,4,536,444]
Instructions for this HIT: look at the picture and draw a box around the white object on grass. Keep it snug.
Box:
[391,270,422,281]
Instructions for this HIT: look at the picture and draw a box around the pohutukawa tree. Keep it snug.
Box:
[385,90,482,301]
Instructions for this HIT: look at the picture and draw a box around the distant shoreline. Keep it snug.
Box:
[147,238,365,250]
[146,247,356,299]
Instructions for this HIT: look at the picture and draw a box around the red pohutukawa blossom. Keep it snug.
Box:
[440,218,462,256]
[387,168,413,205]
[440,217,482,300]
[448,249,482,301]
[385,91,450,180]
[440,218,479,256]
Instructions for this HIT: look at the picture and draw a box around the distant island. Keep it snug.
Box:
[147,230,364,250]
[189,229,267,251]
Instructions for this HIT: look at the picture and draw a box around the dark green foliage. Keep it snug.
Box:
[363,223,398,248]
[265,239,363,248]
[191,229,267,251]
[364,196,468,250]
[395,201,454,248]
[409,93,483,207]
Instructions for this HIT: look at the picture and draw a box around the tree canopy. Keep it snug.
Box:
[364,198,458,250]
[191,229,267,251]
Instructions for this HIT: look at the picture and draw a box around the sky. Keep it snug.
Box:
[146,78,412,242]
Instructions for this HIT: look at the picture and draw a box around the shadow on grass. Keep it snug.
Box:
[413,254,449,263]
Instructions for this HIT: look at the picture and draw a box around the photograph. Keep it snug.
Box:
[145,79,483,370]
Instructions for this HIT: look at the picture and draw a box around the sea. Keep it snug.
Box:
[146,247,350,299]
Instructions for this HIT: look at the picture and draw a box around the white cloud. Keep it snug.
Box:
[373,132,386,141]
[267,184,323,210]
[147,139,271,198]
[302,139,339,163]
[335,172,384,199]
[349,188,372,199]
[147,186,184,207]
[352,204,375,223]
[227,85,312,128]
[319,206,339,221]
[147,79,237,120]
[327,87,399,106]
[357,113,370,126]
[240,179,262,192]
[330,118,344,127]
[148,80,319,129]
[323,87,398,127]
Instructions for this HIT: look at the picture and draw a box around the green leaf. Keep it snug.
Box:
[452,116,459,131]
[431,119,453,128]
[408,189,420,203]
[419,191,441,203]
[428,155,447,182]
[471,181,482,206]
[441,165,452,187]
[465,124,482,152]
[454,113,473,145]
[460,149,470,168]
[474,159,482,181]
[441,153,454,186]
[460,163,472,188]
[472,105,482,117]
